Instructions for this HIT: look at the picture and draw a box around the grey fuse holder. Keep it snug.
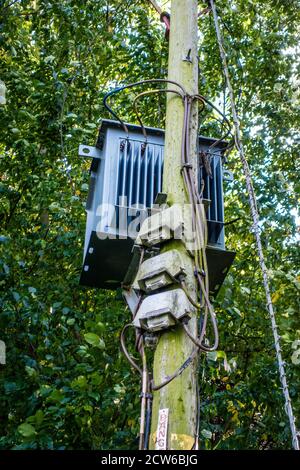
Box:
[137,249,186,293]
[132,288,196,332]
[135,204,194,248]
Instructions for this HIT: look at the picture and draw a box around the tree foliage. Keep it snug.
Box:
[0,0,299,450]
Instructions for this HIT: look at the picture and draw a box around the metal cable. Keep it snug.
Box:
[133,88,185,139]
[113,3,230,450]
[117,72,231,446]
[151,345,199,391]
[210,0,299,450]
[120,324,143,376]
[183,322,218,353]
[139,343,148,450]
[195,93,233,152]
[180,93,219,351]
[120,323,152,449]
[144,385,152,449]
[103,79,186,135]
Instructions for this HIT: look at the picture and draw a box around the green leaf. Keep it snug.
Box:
[84,333,105,349]
[12,291,20,302]
[48,390,64,403]
[25,366,36,377]
[18,423,37,438]
[34,410,44,426]
[71,375,87,389]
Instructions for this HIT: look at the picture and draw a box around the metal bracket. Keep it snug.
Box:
[182,48,192,63]
[78,144,103,159]
[122,288,140,316]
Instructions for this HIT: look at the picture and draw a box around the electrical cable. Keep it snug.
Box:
[120,322,152,449]
[192,374,200,450]
[120,324,143,376]
[183,321,218,353]
[195,93,233,152]
[108,2,229,451]
[144,385,152,450]
[151,345,199,391]
[121,246,153,450]
[180,280,201,309]
[181,278,218,352]
[103,79,186,136]
[132,88,185,140]
[139,343,148,450]
[115,70,234,449]
[180,94,217,347]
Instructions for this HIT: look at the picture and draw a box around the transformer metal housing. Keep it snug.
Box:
[79,119,235,294]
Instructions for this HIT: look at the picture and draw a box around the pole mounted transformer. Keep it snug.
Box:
[79,118,235,295]
[75,0,299,452]
[78,0,236,450]
[71,0,300,450]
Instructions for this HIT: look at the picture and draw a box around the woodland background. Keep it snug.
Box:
[0,0,299,450]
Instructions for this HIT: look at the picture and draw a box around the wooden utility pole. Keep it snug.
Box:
[150,0,199,450]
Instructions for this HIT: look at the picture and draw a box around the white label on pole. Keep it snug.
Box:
[155,408,169,450]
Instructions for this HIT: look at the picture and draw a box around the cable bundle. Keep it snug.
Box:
[104,78,233,449]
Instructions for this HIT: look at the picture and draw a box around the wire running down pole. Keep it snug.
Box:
[209,0,299,451]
